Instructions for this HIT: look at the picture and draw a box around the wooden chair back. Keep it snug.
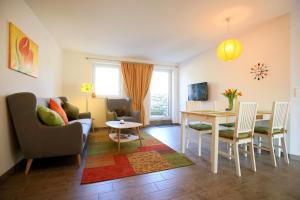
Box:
[186,101,202,112]
[234,102,258,138]
[270,102,289,131]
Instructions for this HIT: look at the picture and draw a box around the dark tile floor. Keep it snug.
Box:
[1,125,300,200]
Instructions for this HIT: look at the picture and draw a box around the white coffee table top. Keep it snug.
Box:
[106,121,142,129]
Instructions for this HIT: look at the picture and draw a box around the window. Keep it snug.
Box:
[93,63,121,97]
[150,69,172,119]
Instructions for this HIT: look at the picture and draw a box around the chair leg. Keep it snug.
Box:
[268,136,277,167]
[281,136,289,164]
[276,138,282,158]
[249,141,256,172]
[233,143,241,177]
[198,134,202,156]
[257,136,262,154]
[25,159,33,175]
[77,154,81,167]
[186,128,190,148]
[244,144,248,157]
[228,143,232,160]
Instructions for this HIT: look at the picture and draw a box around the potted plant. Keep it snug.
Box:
[222,89,242,111]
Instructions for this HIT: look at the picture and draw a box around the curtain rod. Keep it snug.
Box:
[85,57,177,67]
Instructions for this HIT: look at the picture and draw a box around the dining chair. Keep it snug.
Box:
[219,102,258,177]
[214,100,236,129]
[214,100,237,159]
[254,102,289,167]
[185,101,212,156]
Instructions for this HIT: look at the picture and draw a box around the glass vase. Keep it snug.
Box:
[227,97,235,111]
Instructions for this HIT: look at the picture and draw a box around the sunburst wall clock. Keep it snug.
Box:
[250,62,269,80]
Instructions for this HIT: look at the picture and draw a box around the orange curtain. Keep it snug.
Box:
[121,62,154,125]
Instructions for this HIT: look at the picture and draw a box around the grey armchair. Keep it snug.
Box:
[6,92,92,174]
[106,98,140,122]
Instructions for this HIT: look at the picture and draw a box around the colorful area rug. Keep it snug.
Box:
[81,131,194,184]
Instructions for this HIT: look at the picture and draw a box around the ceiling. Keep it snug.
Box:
[25,0,297,64]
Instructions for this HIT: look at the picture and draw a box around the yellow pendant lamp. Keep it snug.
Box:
[217,18,243,61]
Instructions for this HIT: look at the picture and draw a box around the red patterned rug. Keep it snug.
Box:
[81,131,194,184]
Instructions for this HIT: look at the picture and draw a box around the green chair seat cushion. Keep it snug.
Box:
[219,129,251,140]
[254,126,286,134]
[189,123,212,131]
[220,122,235,128]
[37,105,65,126]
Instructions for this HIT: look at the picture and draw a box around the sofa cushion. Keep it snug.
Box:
[62,101,80,120]
[49,98,68,125]
[115,108,127,116]
[37,105,65,126]
[107,111,117,121]
[69,118,92,142]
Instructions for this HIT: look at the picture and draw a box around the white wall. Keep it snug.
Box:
[289,4,300,156]
[179,14,290,112]
[62,50,107,127]
[0,0,63,175]
[62,50,179,127]
[179,14,300,155]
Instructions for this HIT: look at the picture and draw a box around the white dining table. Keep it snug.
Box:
[180,110,271,174]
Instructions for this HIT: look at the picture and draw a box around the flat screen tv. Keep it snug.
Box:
[188,82,208,101]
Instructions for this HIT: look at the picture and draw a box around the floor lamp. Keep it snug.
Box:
[80,83,93,112]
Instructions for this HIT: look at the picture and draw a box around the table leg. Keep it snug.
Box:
[117,129,121,152]
[181,113,186,153]
[92,118,95,133]
[211,117,219,174]
[136,127,142,147]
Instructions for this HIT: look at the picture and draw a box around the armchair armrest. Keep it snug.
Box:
[25,122,83,158]
[79,112,91,119]
[131,111,141,122]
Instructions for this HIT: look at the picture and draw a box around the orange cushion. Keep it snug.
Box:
[49,98,68,125]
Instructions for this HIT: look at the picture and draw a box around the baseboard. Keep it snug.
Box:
[0,159,25,184]
[290,154,300,161]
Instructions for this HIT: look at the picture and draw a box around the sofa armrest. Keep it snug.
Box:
[25,122,83,158]
[131,111,141,122]
[79,112,91,119]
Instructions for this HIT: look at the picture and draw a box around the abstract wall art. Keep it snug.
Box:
[9,22,39,78]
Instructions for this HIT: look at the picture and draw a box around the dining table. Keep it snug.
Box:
[180,110,271,174]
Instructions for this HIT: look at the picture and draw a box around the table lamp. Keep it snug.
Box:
[81,83,93,112]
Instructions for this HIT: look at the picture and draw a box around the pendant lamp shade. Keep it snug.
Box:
[217,39,242,61]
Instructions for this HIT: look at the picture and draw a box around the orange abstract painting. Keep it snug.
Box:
[9,22,39,78]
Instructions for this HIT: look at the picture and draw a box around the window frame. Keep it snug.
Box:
[150,68,172,120]
[92,62,123,98]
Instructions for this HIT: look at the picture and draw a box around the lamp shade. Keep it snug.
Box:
[217,39,242,61]
[80,83,93,93]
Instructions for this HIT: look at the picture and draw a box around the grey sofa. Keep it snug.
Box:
[6,92,92,174]
[106,98,140,122]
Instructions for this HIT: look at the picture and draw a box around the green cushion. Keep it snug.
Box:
[106,111,117,121]
[254,126,286,134]
[189,123,212,131]
[219,129,251,140]
[61,101,79,120]
[220,122,235,128]
[37,105,65,126]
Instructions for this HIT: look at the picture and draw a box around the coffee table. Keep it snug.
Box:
[106,121,143,151]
